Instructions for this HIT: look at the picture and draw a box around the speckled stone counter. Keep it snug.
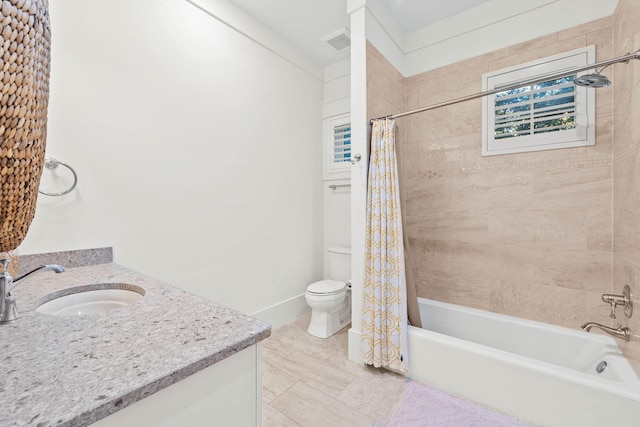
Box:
[0,259,271,427]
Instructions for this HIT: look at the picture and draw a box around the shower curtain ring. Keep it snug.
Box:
[351,153,362,165]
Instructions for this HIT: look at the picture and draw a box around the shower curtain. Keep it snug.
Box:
[361,118,409,372]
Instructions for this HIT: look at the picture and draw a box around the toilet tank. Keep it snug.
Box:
[328,247,351,281]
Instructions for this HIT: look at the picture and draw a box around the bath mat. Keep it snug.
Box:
[383,380,530,427]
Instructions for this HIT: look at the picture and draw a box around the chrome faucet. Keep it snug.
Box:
[581,322,630,342]
[0,258,65,324]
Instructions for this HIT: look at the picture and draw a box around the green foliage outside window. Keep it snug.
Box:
[494,76,576,139]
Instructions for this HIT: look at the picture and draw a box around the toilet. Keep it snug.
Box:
[305,246,351,338]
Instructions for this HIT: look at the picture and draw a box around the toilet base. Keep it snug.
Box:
[307,297,351,339]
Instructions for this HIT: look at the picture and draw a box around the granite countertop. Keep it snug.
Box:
[0,261,271,427]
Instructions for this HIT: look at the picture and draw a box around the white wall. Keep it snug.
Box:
[323,59,351,119]
[322,58,351,277]
[21,0,324,318]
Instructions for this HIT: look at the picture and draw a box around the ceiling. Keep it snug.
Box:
[227,0,492,66]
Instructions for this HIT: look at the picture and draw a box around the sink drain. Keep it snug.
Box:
[596,360,608,374]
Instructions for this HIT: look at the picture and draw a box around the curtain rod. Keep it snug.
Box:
[371,50,640,123]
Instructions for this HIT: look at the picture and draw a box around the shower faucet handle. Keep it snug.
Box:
[603,297,619,319]
[602,285,633,319]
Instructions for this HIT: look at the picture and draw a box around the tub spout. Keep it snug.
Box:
[581,322,630,342]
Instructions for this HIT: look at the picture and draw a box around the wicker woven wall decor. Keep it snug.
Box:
[0,0,51,253]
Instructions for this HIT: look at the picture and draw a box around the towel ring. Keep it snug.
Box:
[38,157,78,196]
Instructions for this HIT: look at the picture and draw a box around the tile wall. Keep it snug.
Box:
[366,45,405,131]
[612,0,640,373]
[367,9,640,374]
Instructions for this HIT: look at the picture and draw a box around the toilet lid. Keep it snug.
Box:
[307,280,346,295]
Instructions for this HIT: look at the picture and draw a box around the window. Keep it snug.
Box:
[482,46,595,156]
[333,122,352,164]
[324,113,351,180]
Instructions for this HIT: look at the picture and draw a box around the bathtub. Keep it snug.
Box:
[407,298,640,426]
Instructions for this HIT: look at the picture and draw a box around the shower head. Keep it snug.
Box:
[574,62,613,88]
[574,73,612,88]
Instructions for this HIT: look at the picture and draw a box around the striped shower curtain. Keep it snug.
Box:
[361,118,408,372]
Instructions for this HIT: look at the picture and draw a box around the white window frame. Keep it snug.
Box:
[482,46,596,156]
[323,113,351,180]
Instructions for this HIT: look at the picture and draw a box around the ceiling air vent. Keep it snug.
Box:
[321,28,351,52]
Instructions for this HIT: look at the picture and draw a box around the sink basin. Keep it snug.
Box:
[36,284,145,316]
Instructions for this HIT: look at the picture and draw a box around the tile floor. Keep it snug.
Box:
[261,315,531,427]
[261,314,406,427]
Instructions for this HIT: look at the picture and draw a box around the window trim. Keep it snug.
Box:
[482,46,596,156]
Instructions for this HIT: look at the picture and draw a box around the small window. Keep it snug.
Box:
[482,46,595,156]
[324,113,351,180]
[333,122,352,164]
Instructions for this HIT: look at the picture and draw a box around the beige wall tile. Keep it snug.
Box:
[449,100,482,138]
[606,0,640,375]
[616,0,637,13]
[367,87,402,120]
[556,34,588,53]
[596,90,614,116]
[587,203,613,251]
[558,16,613,41]
[614,1,640,53]
[367,7,640,374]
[612,58,634,109]
[630,86,640,144]
[368,19,615,329]
[405,107,451,142]
[367,42,404,120]
[404,175,452,213]
[587,27,614,60]
[487,209,537,246]
[416,77,453,108]
[532,167,610,208]
[490,45,563,72]
[453,170,534,212]
[415,270,492,311]
[398,117,420,181]
[531,248,611,292]
[512,32,559,52]
[590,112,614,161]
[404,82,418,110]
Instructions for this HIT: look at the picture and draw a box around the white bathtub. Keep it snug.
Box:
[407,298,640,427]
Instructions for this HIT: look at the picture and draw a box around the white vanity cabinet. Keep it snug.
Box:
[92,344,261,427]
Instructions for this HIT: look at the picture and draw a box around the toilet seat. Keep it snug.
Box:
[307,279,346,296]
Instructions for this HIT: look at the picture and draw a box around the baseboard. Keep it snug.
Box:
[249,293,310,330]
[348,327,363,364]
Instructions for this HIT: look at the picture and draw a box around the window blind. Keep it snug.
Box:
[333,123,351,163]
[494,76,577,140]
[482,45,595,156]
